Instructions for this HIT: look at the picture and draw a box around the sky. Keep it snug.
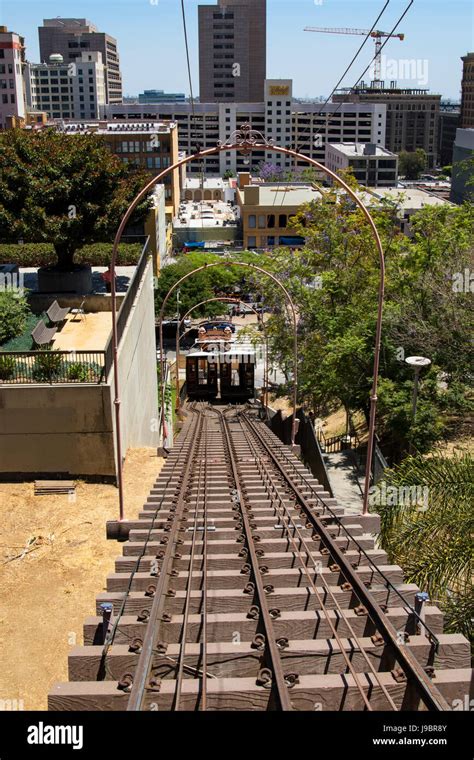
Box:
[1,0,472,100]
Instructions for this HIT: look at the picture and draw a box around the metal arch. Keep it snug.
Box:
[174,296,270,415]
[111,130,385,520]
[157,261,298,451]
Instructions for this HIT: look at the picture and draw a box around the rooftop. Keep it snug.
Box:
[328,143,397,158]
[358,187,452,209]
[174,200,239,228]
[58,120,176,135]
[243,183,322,207]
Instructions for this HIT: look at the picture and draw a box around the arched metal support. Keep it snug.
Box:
[110,126,385,520]
[173,296,270,416]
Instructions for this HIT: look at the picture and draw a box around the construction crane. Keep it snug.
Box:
[304,27,405,82]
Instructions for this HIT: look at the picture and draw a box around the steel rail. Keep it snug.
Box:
[99,407,200,677]
[127,406,205,711]
[214,406,294,711]
[252,416,441,648]
[201,409,210,710]
[241,412,450,711]
[174,407,208,710]
[237,413,397,710]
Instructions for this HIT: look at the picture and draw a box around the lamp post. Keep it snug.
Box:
[405,356,431,453]
[405,356,432,421]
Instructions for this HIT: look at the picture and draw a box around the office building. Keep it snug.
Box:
[0,26,26,130]
[58,120,180,215]
[138,89,185,104]
[451,128,474,203]
[333,86,440,167]
[438,105,460,166]
[25,52,106,120]
[103,78,386,177]
[325,143,399,187]
[199,0,266,102]
[38,18,122,103]
[460,53,474,128]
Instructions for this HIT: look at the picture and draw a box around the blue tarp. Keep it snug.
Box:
[184,241,206,249]
[279,236,305,246]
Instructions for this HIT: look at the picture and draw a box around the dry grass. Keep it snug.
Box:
[0,448,162,711]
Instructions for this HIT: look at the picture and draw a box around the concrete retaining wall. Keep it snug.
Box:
[0,260,158,478]
[109,259,159,465]
[0,384,115,477]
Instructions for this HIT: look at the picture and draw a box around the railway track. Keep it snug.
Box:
[49,403,471,711]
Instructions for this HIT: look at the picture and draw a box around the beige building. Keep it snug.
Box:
[236,174,321,249]
[38,18,122,103]
[333,86,440,167]
[25,52,106,121]
[59,120,181,217]
[460,53,474,128]
[326,142,399,187]
[198,0,266,103]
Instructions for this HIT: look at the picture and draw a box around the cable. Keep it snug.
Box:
[310,0,415,148]
[294,0,391,154]
[181,0,195,119]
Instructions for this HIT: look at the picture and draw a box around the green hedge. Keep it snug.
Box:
[0,243,143,268]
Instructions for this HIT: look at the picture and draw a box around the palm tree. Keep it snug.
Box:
[374,454,473,651]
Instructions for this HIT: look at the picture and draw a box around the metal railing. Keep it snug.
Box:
[0,350,106,384]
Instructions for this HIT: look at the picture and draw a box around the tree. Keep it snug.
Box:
[398,148,427,179]
[0,129,151,270]
[258,188,473,458]
[223,169,235,180]
[154,251,267,319]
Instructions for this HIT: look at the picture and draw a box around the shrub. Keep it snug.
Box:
[32,348,62,382]
[0,243,143,268]
[66,361,93,382]
[0,354,16,380]
[0,291,30,345]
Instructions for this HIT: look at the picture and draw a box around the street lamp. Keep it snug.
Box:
[405,356,432,421]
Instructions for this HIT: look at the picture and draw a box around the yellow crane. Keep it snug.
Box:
[304,27,405,82]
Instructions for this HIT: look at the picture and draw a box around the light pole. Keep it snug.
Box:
[406,356,432,421]
[405,356,431,453]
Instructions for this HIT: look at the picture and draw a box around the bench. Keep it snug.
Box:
[46,300,70,325]
[31,320,57,347]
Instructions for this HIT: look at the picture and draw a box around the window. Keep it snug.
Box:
[248,215,256,228]
[247,236,256,248]
[258,215,265,228]
[279,214,287,228]
[2,94,7,104]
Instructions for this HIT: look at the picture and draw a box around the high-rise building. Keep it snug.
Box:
[438,104,460,166]
[460,53,474,128]
[451,127,474,203]
[333,86,440,167]
[25,52,106,121]
[0,26,26,130]
[38,18,122,103]
[199,0,266,103]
